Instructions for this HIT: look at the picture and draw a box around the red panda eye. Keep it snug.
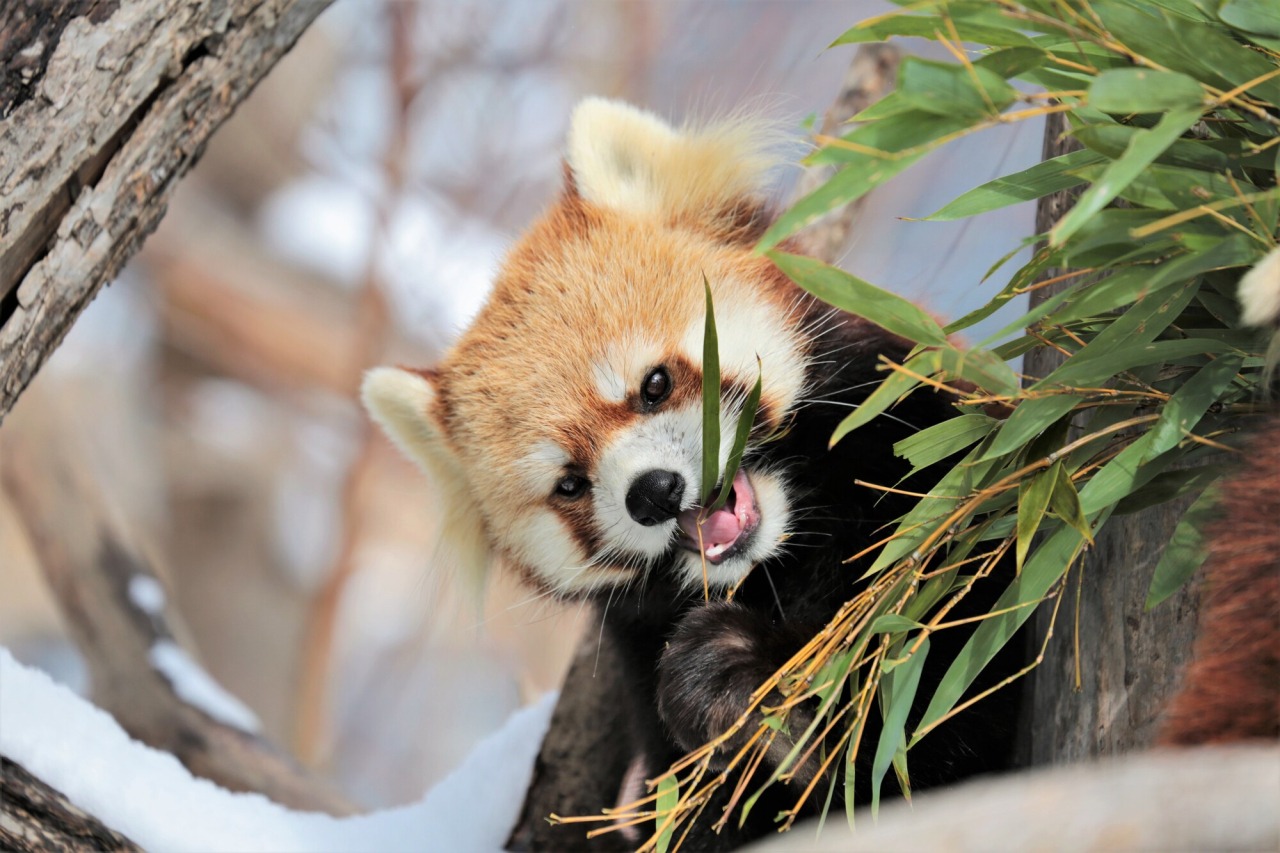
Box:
[641,366,672,406]
[554,474,590,500]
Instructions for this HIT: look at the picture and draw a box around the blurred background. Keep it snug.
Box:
[0,0,1042,809]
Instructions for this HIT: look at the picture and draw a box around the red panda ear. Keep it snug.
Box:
[361,367,491,595]
[564,97,781,235]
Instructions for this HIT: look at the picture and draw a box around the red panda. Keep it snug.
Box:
[362,99,1022,849]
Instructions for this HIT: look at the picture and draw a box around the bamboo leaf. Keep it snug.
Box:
[893,414,998,473]
[1050,463,1093,543]
[829,351,940,447]
[1145,485,1219,611]
[870,614,926,635]
[926,148,1106,221]
[710,360,763,511]
[1049,106,1204,247]
[1089,68,1205,114]
[1016,464,1057,572]
[871,638,929,818]
[768,251,949,346]
[655,775,680,853]
[1220,0,1280,37]
[896,56,1017,119]
[701,278,721,503]
[1141,355,1243,462]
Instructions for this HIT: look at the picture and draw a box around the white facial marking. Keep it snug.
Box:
[515,441,572,494]
[679,285,808,419]
[591,339,665,405]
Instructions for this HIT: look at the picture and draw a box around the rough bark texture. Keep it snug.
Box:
[0,758,140,853]
[507,44,901,852]
[0,426,353,815]
[0,0,334,424]
[1017,112,1203,765]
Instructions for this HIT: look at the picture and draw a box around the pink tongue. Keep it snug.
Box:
[678,505,742,549]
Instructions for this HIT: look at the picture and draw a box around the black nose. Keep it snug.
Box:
[626,469,686,526]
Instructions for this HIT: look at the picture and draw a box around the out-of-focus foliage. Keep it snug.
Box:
[638,1,1278,847]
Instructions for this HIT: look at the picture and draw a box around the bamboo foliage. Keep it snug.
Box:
[581,2,1279,848]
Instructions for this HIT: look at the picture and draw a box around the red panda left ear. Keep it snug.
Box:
[361,366,491,596]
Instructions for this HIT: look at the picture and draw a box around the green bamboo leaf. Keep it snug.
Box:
[710,360,763,511]
[871,638,929,818]
[1051,338,1233,388]
[869,614,926,635]
[1089,68,1205,114]
[912,519,1098,747]
[893,414,997,473]
[937,346,1021,399]
[1116,464,1225,515]
[1050,464,1093,542]
[701,278,721,503]
[1219,0,1280,35]
[757,112,975,251]
[869,447,1002,575]
[1049,106,1204,248]
[1090,0,1280,104]
[828,351,940,447]
[1145,485,1219,611]
[1016,464,1057,572]
[897,56,1017,119]
[1142,355,1243,462]
[655,775,680,853]
[832,4,1036,47]
[926,148,1106,221]
[768,251,948,346]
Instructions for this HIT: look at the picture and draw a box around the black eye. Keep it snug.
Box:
[554,474,590,500]
[641,366,672,406]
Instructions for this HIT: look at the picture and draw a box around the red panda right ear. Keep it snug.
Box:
[564,97,781,233]
[361,367,491,596]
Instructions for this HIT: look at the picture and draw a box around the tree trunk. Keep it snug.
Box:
[0,0,334,424]
[1017,112,1202,765]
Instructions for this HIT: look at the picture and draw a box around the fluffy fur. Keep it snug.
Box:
[364,99,1022,849]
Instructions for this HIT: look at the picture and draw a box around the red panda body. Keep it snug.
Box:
[364,99,1024,849]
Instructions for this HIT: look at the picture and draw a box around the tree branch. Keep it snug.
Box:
[0,0,335,423]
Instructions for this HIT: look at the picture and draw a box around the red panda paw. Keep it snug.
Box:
[656,602,822,783]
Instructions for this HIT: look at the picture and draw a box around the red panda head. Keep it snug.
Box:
[363,99,815,599]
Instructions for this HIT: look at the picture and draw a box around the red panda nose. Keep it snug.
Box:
[626,470,686,526]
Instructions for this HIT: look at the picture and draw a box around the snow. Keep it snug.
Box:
[148,640,262,734]
[0,648,557,852]
[127,575,166,615]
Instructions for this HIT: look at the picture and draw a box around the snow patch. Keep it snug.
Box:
[148,641,261,734]
[0,648,556,852]
[127,575,166,616]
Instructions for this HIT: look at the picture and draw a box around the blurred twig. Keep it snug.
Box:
[0,425,353,815]
[294,2,425,767]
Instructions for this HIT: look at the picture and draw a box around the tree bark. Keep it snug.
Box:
[1,757,140,852]
[1017,112,1202,765]
[0,0,334,424]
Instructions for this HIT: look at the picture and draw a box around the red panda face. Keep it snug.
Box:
[363,99,813,599]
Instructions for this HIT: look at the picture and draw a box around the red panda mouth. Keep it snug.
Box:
[676,470,760,564]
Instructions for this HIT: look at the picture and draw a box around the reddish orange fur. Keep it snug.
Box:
[1157,414,1280,745]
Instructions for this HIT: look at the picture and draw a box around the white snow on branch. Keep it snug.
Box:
[0,648,556,852]
[127,574,166,614]
[147,640,262,734]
